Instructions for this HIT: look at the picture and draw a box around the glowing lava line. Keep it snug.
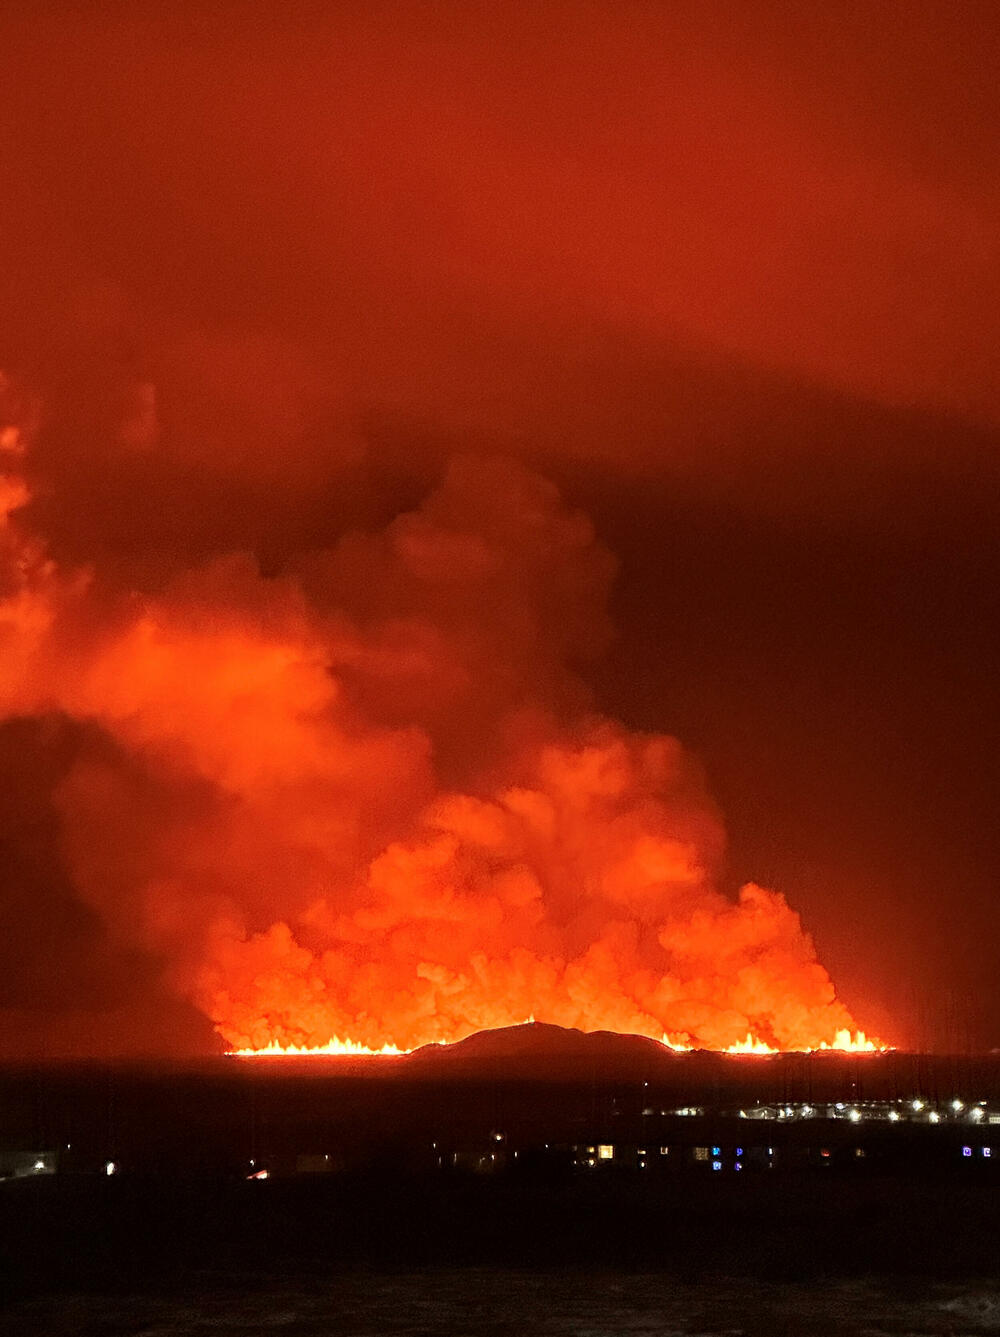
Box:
[228,1037,407,1057]
[722,1028,884,1054]
[725,1033,779,1055]
[811,1028,883,1053]
[228,1025,888,1058]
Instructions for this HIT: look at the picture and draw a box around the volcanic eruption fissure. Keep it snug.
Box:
[0,372,882,1055]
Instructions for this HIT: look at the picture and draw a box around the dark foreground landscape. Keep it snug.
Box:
[5,1266,1000,1337]
[4,1173,1000,1334]
[3,1028,1000,1334]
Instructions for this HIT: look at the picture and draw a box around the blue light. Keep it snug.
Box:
[735,1147,743,1157]
[983,1147,992,1158]
[711,1160,722,1171]
[734,1162,743,1171]
[711,1146,721,1156]
[962,1146,972,1157]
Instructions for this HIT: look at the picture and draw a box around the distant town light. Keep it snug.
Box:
[33,1160,45,1172]
[105,1161,117,1176]
[597,1144,614,1160]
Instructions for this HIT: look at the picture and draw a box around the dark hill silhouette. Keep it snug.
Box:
[406,1021,684,1079]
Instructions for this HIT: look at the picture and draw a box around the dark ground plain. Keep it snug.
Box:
[5,1269,1000,1337]
[3,1046,1000,1334]
[3,1173,1000,1336]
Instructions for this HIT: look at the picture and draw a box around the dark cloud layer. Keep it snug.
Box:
[0,2,998,1051]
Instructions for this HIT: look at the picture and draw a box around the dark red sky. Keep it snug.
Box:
[1,1,998,1053]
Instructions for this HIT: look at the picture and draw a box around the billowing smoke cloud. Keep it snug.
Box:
[1,372,868,1052]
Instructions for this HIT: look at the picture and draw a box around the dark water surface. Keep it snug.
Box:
[4,1271,1000,1337]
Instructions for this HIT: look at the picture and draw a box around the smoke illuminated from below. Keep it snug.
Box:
[0,385,887,1056]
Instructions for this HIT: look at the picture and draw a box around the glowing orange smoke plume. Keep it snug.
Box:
[0,377,885,1056]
